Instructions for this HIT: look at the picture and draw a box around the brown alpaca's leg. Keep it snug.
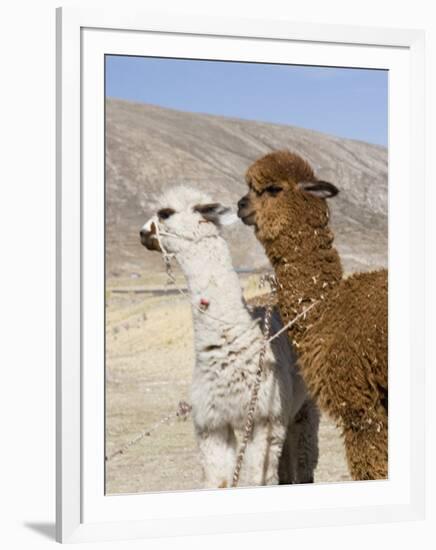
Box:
[279,398,320,484]
[343,423,388,481]
[295,398,320,483]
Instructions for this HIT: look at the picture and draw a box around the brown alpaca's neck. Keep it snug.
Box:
[265,222,343,343]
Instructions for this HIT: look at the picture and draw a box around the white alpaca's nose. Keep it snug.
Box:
[139,220,161,252]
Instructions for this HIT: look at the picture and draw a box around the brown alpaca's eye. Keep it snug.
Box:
[158,208,175,220]
[265,185,282,196]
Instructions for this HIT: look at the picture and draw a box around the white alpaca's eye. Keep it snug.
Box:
[158,208,175,220]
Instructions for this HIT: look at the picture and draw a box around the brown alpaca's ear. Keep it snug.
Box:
[297,180,339,199]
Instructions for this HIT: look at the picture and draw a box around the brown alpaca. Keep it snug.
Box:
[238,150,388,481]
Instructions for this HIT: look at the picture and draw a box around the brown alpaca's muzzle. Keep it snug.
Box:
[237,194,256,226]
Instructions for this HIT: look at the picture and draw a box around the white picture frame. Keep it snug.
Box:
[56,6,426,544]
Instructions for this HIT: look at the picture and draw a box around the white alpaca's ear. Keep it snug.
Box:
[193,203,237,226]
[297,180,339,199]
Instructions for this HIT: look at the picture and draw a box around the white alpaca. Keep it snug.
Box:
[140,186,318,488]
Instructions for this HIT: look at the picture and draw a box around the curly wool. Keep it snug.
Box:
[244,151,388,480]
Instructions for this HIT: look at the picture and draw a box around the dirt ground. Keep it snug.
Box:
[105,273,351,495]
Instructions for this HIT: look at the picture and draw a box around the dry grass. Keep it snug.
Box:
[105,273,351,495]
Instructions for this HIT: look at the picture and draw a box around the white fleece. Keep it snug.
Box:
[142,186,319,487]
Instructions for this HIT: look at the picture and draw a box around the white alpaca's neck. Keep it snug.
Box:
[175,235,253,335]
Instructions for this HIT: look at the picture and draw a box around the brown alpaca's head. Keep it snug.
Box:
[237,150,339,242]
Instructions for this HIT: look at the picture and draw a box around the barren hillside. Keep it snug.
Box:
[106,98,388,276]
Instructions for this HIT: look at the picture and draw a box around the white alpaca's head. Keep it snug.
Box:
[140,185,237,255]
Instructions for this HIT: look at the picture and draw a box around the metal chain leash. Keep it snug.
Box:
[231,276,275,487]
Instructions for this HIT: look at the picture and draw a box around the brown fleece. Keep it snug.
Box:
[243,150,388,480]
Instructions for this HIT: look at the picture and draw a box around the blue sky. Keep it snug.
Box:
[106,56,388,146]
